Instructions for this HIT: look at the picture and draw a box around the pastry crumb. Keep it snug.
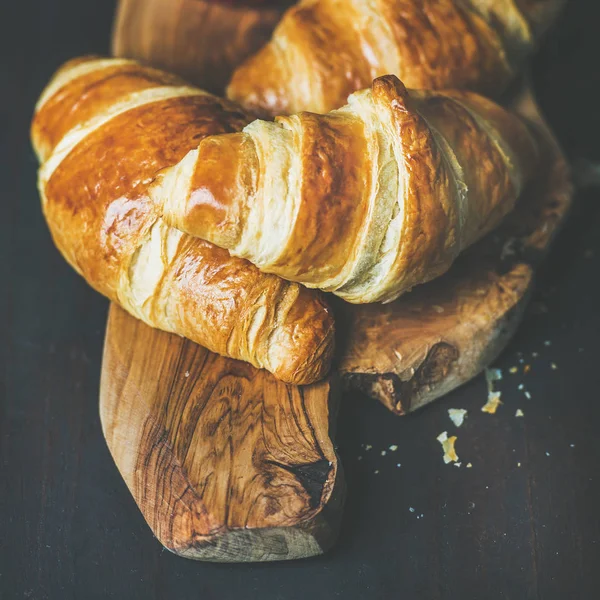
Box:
[184,371,190,378]
[532,352,539,358]
[396,463,402,468]
[437,431,459,464]
[466,463,473,468]
[551,362,558,370]
[485,367,503,384]
[517,462,521,467]
[484,368,503,412]
[524,364,531,373]
[448,408,468,428]
[509,367,518,374]
[518,384,525,390]
[364,444,372,451]
[570,444,575,448]
[381,450,387,456]
[544,340,552,346]
[374,470,380,474]
[357,456,363,461]
[501,238,517,260]
[454,462,462,468]
[432,305,445,313]
[524,391,531,399]
[409,507,415,513]
[515,409,524,417]
[482,391,502,414]
[546,452,551,457]
[389,444,398,451]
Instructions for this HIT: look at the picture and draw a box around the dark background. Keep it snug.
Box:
[2,1,600,598]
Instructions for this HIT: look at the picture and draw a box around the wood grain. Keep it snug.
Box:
[99,305,344,562]
[112,0,283,94]
[338,84,573,414]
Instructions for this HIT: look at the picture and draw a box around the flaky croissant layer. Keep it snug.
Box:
[31,57,335,385]
[158,75,538,303]
[227,0,566,117]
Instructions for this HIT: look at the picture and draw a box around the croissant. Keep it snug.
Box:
[228,0,565,116]
[31,57,335,385]
[155,75,537,303]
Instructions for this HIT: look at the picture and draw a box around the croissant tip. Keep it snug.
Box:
[227,44,289,119]
[269,289,336,386]
[283,330,335,386]
[372,75,409,107]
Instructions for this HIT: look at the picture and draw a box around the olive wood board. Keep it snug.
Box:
[112,0,284,95]
[99,306,344,562]
[338,83,573,414]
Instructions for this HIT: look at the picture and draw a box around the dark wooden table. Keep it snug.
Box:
[2,1,599,598]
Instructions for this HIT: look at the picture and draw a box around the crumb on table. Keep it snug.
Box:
[482,391,502,414]
[437,431,459,464]
[448,408,467,427]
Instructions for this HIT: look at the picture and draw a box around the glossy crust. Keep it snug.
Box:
[157,75,538,303]
[112,0,284,94]
[227,0,566,116]
[31,57,335,385]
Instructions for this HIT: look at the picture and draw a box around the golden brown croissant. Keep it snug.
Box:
[31,57,334,385]
[155,75,538,303]
[227,0,565,116]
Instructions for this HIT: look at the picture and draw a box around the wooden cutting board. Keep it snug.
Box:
[100,306,344,562]
[112,0,284,94]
